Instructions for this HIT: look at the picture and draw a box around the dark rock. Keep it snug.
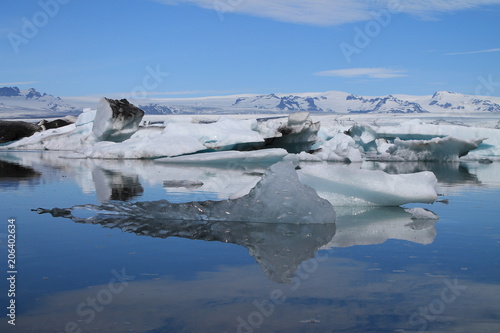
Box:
[0,120,42,144]
[38,118,75,130]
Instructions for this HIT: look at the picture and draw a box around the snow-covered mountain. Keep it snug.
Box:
[2,86,500,118]
[0,87,79,118]
[140,90,500,115]
[427,91,500,113]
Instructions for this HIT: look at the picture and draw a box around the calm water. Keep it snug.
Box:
[0,151,499,333]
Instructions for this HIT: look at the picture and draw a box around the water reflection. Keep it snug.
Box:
[1,150,499,333]
[36,203,441,283]
[364,161,481,186]
[0,159,41,188]
[93,168,144,201]
[329,207,438,248]
[43,210,337,283]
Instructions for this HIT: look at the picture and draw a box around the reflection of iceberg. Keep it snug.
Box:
[35,163,336,283]
[363,161,482,186]
[324,206,439,248]
[92,168,144,201]
[0,159,40,180]
[0,159,41,189]
[36,162,336,224]
[43,215,336,283]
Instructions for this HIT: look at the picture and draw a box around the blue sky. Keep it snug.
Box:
[1,0,500,99]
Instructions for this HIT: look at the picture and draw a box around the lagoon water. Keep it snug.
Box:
[0,151,499,333]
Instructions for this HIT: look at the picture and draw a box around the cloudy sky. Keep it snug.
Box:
[1,0,500,99]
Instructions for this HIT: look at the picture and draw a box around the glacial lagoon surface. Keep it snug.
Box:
[0,151,499,333]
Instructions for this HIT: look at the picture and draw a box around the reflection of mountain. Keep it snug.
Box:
[326,207,439,248]
[0,159,41,188]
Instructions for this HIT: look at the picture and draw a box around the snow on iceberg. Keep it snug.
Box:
[35,162,336,224]
[311,133,363,162]
[72,129,207,159]
[74,117,267,159]
[296,163,438,206]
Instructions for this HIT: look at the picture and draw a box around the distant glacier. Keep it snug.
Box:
[1,86,500,119]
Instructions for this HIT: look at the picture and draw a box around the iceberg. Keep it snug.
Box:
[73,130,207,159]
[296,163,438,206]
[374,120,500,159]
[374,136,485,161]
[89,98,144,142]
[3,107,94,150]
[254,112,320,153]
[35,162,336,224]
[311,133,363,162]
[155,148,287,165]
[337,122,489,161]
[162,180,204,189]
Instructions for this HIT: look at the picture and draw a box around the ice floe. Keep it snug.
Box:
[296,163,438,206]
[3,97,499,162]
[155,148,287,164]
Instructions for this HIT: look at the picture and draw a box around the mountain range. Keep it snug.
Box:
[1,86,500,119]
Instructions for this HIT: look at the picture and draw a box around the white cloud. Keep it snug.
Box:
[149,0,500,26]
[446,48,500,55]
[0,81,39,86]
[315,68,407,79]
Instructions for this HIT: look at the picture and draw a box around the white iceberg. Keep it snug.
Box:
[374,120,500,159]
[374,136,485,162]
[155,148,287,164]
[296,163,438,206]
[312,133,363,162]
